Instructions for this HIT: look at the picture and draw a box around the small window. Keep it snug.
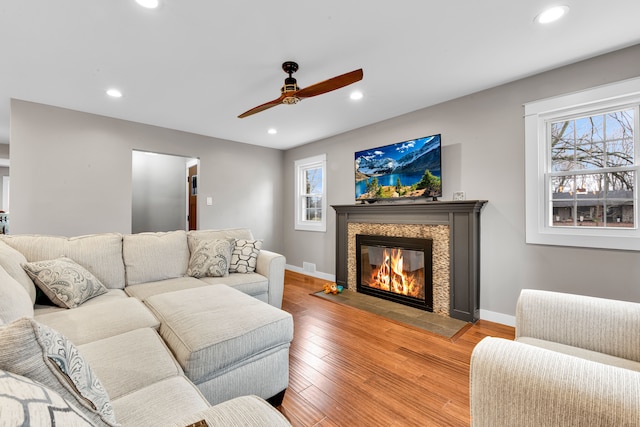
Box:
[295,154,327,232]
[525,77,640,250]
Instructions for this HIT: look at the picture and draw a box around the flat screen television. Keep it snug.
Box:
[354,134,441,202]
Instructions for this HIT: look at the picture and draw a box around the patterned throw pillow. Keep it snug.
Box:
[229,239,263,274]
[0,370,95,426]
[186,239,233,278]
[22,257,108,309]
[0,318,118,426]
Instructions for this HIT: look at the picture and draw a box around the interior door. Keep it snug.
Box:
[188,164,198,230]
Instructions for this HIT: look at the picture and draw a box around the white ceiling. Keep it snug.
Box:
[1,1,640,150]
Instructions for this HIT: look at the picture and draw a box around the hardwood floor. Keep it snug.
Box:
[277,271,515,427]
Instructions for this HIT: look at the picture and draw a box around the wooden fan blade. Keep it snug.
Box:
[238,95,285,118]
[296,69,363,99]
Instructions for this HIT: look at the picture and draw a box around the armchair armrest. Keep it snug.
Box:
[470,337,640,427]
[255,249,286,309]
[516,289,640,362]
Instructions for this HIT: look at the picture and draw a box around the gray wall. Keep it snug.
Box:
[131,151,192,233]
[283,44,640,321]
[9,100,285,253]
[8,44,640,321]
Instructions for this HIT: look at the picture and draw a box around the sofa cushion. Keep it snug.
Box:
[78,328,184,400]
[145,286,293,385]
[0,265,34,324]
[22,257,108,309]
[123,230,189,286]
[186,238,232,278]
[124,276,207,302]
[34,289,129,316]
[111,376,209,427]
[199,272,268,297]
[0,233,125,290]
[187,228,254,253]
[0,240,37,303]
[169,395,292,427]
[0,318,117,426]
[35,297,159,345]
[229,239,263,273]
[0,369,96,426]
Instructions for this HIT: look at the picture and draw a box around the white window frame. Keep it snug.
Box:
[294,154,327,232]
[525,76,640,251]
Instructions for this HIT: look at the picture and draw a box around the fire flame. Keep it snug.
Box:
[370,248,422,298]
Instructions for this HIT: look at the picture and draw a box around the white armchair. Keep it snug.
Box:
[470,289,640,426]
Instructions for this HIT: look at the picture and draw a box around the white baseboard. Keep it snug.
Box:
[285,264,336,282]
[479,309,516,327]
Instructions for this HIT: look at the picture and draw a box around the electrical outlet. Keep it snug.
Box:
[453,191,465,201]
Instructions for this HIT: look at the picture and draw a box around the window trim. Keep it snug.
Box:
[294,154,327,232]
[525,76,640,251]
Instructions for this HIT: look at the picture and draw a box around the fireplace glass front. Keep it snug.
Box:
[356,234,433,311]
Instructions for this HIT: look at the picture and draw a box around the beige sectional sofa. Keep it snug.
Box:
[470,289,640,427]
[0,228,293,426]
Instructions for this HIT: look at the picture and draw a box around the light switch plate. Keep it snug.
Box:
[453,191,465,201]
[206,197,213,206]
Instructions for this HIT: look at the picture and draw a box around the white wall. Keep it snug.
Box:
[283,44,640,320]
[9,101,285,253]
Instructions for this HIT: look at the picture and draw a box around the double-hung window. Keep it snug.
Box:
[294,154,327,232]
[525,77,640,250]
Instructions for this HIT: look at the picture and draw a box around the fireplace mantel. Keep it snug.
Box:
[333,200,487,322]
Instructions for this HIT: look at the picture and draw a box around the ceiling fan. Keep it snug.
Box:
[238,61,363,118]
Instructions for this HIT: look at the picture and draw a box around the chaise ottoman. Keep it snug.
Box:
[144,285,293,406]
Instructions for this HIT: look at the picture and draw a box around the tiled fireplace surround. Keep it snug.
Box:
[333,201,486,322]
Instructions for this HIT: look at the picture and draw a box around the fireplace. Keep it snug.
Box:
[334,201,486,321]
[356,234,433,311]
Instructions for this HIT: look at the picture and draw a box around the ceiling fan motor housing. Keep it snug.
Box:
[282,79,300,103]
[282,77,299,93]
[281,62,300,103]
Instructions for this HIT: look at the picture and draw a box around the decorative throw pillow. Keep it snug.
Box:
[0,370,95,426]
[22,257,108,309]
[229,239,263,273]
[186,238,233,278]
[0,318,118,426]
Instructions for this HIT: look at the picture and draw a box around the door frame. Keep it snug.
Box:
[186,159,199,230]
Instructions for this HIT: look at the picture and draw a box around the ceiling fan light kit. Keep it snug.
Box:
[238,61,363,118]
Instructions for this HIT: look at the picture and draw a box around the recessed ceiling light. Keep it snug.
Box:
[350,91,363,100]
[535,5,569,24]
[135,0,159,9]
[267,128,277,135]
[106,88,123,98]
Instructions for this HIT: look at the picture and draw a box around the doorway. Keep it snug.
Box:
[187,160,198,231]
[131,151,199,234]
